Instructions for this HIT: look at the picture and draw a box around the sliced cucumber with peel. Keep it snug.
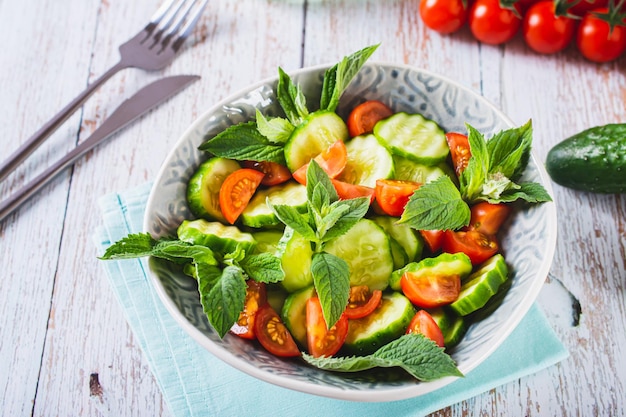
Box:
[284,110,349,172]
[177,219,256,255]
[277,228,314,293]
[241,181,307,228]
[372,216,424,262]
[281,286,316,348]
[374,112,448,165]
[428,307,467,348]
[339,134,394,187]
[393,155,454,184]
[390,252,473,292]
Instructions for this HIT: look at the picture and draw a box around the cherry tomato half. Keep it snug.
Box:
[331,179,376,202]
[219,168,265,224]
[576,8,626,63]
[406,310,445,347]
[442,229,499,265]
[419,0,469,34]
[292,140,348,185]
[230,280,267,340]
[241,160,292,186]
[469,0,522,45]
[523,1,576,54]
[465,201,512,236]
[401,271,461,309]
[344,286,383,319]
[445,132,471,177]
[306,297,349,358]
[375,179,421,217]
[420,229,445,253]
[347,100,393,137]
[254,304,301,358]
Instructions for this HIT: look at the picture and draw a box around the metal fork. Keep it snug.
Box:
[0,0,208,182]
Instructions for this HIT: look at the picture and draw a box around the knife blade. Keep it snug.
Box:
[0,74,200,222]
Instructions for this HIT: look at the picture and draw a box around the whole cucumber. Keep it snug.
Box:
[546,124,626,193]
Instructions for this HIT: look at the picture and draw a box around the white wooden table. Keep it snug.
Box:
[1,0,625,415]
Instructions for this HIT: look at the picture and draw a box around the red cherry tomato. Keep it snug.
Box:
[241,160,292,186]
[445,132,471,177]
[465,201,512,235]
[347,100,393,137]
[568,0,609,16]
[219,168,265,224]
[523,1,577,54]
[576,8,626,63]
[374,179,421,217]
[419,0,469,34]
[344,286,383,319]
[254,304,301,357]
[401,271,461,309]
[331,179,376,202]
[442,229,499,265]
[469,0,522,45]
[292,140,348,185]
[230,280,267,340]
[420,229,445,253]
[306,297,349,358]
[406,310,445,347]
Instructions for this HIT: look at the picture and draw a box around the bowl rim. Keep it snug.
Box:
[143,60,558,402]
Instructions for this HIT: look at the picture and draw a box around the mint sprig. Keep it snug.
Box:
[303,333,463,381]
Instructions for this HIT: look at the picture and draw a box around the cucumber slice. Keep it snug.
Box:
[393,155,454,184]
[372,216,424,262]
[177,219,256,255]
[324,219,393,291]
[278,228,314,293]
[390,252,473,292]
[389,237,410,270]
[428,307,467,348]
[251,230,284,254]
[186,157,241,223]
[339,134,394,187]
[450,254,509,316]
[241,181,307,228]
[266,284,288,318]
[343,292,416,355]
[374,112,448,165]
[284,110,349,171]
[281,286,316,347]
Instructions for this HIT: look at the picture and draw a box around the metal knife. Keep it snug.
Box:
[0,74,200,222]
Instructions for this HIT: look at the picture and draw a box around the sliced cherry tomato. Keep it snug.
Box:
[445,132,471,177]
[230,280,267,340]
[219,168,265,224]
[442,229,499,265]
[331,179,376,202]
[374,179,421,217]
[469,0,522,45]
[306,297,349,358]
[254,304,301,357]
[241,160,291,186]
[523,1,576,54]
[344,286,383,319]
[406,310,445,347]
[292,140,348,185]
[576,7,626,63]
[347,100,393,137]
[401,271,461,309]
[419,0,469,34]
[420,229,445,253]
[465,201,512,235]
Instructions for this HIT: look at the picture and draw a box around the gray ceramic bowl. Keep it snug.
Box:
[143,63,557,402]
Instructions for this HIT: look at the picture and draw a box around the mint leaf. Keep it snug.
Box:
[277,67,309,125]
[255,109,294,144]
[311,251,350,328]
[240,253,285,283]
[459,125,489,202]
[269,202,316,241]
[399,176,470,230]
[203,265,247,338]
[320,44,379,112]
[489,181,553,203]
[486,120,532,181]
[307,160,339,206]
[303,333,463,381]
[322,197,370,241]
[199,122,286,164]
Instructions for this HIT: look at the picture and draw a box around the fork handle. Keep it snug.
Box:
[0,60,127,182]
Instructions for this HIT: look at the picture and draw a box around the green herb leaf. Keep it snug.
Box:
[277,67,309,125]
[485,181,553,203]
[269,202,317,241]
[311,251,350,328]
[202,265,247,338]
[320,44,380,112]
[303,333,463,381]
[199,121,286,164]
[486,120,532,181]
[399,176,471,230]
[240,253,285,283]
[459,125,489,202]
[307,160,339,206]
[255,109,294,144]
[322,197,370,241]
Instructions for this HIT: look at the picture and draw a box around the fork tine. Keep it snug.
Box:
[143,0,178,38]
[167,0,209,52]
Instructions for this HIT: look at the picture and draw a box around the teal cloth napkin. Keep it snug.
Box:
[94,182,569,417]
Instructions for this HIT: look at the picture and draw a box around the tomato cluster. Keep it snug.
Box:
[419,0,626,63]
